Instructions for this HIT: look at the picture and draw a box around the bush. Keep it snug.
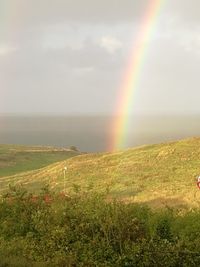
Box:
[69,146,79,152]
[0,187,200,266]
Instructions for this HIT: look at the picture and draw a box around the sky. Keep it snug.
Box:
[1,0,200,115]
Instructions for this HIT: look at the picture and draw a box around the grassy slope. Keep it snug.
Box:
[1,138,200,207]
[0,144,79,177]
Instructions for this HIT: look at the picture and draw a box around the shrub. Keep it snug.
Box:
[0,186,200,266]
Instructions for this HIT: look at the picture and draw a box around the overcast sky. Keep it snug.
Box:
[1,0,200,115]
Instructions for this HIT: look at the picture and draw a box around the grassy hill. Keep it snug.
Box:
[0,144,80,177]
[1,138,200,208]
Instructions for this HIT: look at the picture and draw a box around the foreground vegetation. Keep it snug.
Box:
[1,187,200,266]
[0,144,79,177]
[1,138,200,207]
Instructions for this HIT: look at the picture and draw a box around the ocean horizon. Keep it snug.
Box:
[0,114,200,152]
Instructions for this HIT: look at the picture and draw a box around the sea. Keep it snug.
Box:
[0,114,200,152]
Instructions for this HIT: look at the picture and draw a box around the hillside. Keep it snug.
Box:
[1,138,200,207]
[0,144,80,177]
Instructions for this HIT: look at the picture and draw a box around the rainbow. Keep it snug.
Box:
[109,0,164,152]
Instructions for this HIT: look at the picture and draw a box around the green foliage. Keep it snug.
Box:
[156,217,173,241]
[153,210,174,241]
[1,187,200,266]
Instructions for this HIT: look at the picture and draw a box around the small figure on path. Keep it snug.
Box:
[197,176,200,189]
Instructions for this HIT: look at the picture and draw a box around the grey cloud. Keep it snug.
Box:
[1,0,148,26]
[166,0,200,23]
[133,37,200,114]
[1,37,124,76]
[1,0,200,115]
[0,37,124,114]
[3,0,199,26]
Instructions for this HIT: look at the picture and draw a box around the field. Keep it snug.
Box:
[1,138,200,266]
[1,138,200,208]
[0,144,79,177]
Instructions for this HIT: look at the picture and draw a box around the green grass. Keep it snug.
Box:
[1,138,200,208]
[0,144,80,177]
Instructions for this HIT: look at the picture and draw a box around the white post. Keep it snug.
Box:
[63,166,67,193]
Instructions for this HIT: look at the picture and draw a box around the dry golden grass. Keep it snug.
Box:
[1,138,200,208]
